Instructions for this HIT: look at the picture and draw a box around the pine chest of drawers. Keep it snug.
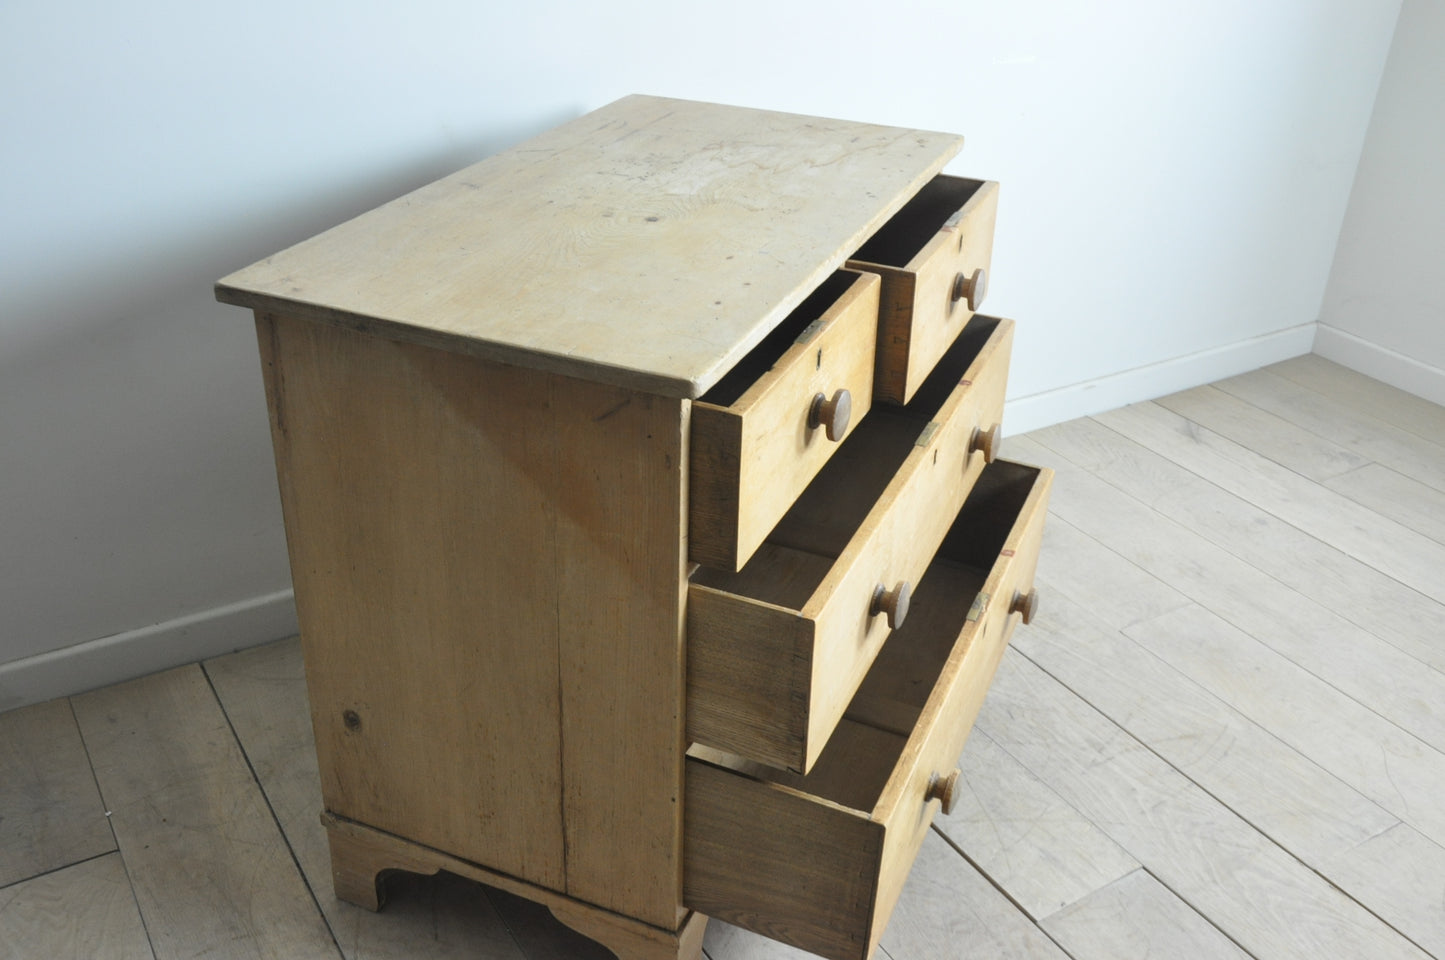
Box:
[217,95,1049,960]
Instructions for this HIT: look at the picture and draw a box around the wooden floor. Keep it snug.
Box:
[4,354,1445,960]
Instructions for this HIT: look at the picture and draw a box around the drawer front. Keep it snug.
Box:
[848,176,998,405]
[688,318,1013,773]
[685,462,1052,960]
[691,271,880,571]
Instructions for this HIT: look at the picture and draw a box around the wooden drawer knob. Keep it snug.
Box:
[926,768,962,815]
[952,268,987,311]
[870,580,912,630]
[1011,588,1040,625]
[809,389,852,442]
[970,424,1001,463]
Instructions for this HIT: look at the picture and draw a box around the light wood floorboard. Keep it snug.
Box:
[1325,462,1445,547]
[1011,428,1445,757]
[978,650,1430,960]
[1214,367,1445,494]
[1268,355,1445,446]
[0,697,115,889]
[3,356,1444,959]
[1096,400,1445,607]
[935,729,1139,921]
[0,852,153,960]
[1041,868,1249,960]
[1020,418,1445,676]
[71,665,339,960]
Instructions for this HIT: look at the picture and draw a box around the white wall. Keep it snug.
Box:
[0,0,1400,706]
[1316,0,1445,406]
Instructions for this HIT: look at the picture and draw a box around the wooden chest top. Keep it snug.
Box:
[216,95,961,398]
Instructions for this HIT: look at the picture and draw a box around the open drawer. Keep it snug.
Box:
[690,270,881,571]
[848,175,998,406]
[684,460,1052,960]
[687,315,1012,773]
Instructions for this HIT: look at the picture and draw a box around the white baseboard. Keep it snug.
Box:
[0,589,297,712]
[1003,322,1318,436]
[1313,324,1445,408]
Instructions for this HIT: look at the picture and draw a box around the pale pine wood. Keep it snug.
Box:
[0,698,114,888]
[1041,869,1249,960]
[260,311,690,927]
[1325,461,1445,546]
[1097,400,1445,606]
[684,464,1049,960]
[690,271,880,570]
[1269,354,1445,446]
[879,830,1070,960]
[977,651,1432,960]
[1020,423,1445,755]
[1214,367,1445,494]
[1121,604,1445,853]
[934,729,1139,921]
[1154,384,1370,480]
[324,814,706,960]
[203,639,529,960]
[849,178,999,404]
[70,665,339,960]
[257,312,567,889]
[551,372,689,927]
[217,96,963,399]
[687,319,1013,771]
[0,854,151,960]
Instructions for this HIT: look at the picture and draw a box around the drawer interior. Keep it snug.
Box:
[702,459,1040,806]
[850,175,987,269]
[699,271,864,407]
[692,314,1004,603]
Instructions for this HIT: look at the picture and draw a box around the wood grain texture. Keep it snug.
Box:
[1325,461,1445,546]
[1268,355,1445,446]
[684,756,885,960]
[1214,366,1445,494]
[1320,823,1445,959]
[850,178,999,405]
[977,650,1431,960]
[71,665,339,960]
[687,321,1012,772]
[551,375,689,927]
[0,854,151,960]
[1021,419,1445,676]
[1018,423,1445,756]
[1096,400,1445,606]
[322,813,705,960]
[879,830,1069,960]
[257,312,567,888]
[218,95,963,398]
[934,729,1139,921]
[0,698,114,888]
[1041,869,1249,960]
[1019,586,1399,860]
[203,639,529,960]
[704,919,843,960]
[689,271,880,571]
[1121,604,1445,854]
[1154,384,1370,480]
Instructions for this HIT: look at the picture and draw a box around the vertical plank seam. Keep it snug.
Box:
[67,696,160,960]
[199,662,345,959]
[550,373,572,893]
